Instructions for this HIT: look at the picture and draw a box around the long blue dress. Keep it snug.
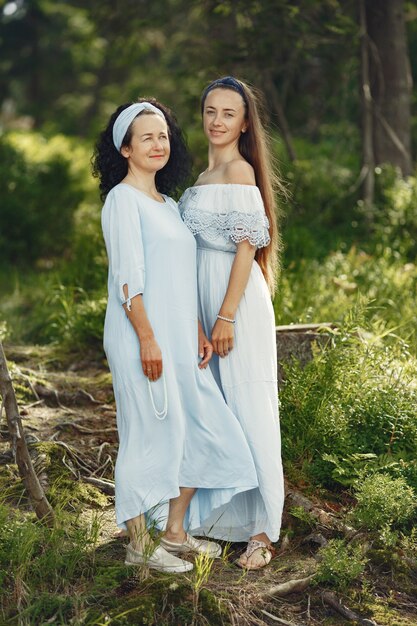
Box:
[101,183,258,532]
[179,184,284,542]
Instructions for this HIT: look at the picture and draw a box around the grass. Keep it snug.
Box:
[1,334,417,624]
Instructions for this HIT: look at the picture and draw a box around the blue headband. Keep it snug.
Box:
[112,102,165,152]
[201,76,247,112]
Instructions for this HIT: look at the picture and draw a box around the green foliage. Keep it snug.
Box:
[283,132,360,260]
[275,246,417,353]
[369,167,417,259]
[321,451,417,493]
[315,539,367,590]
[0,132,86,265]
[280,303,417,488]
[321,452,399,487]
[23,592,75,624]
[43,284,107,350]
[351,473,416,532]
[288,505,317,531]
[0,504,99,622]
[398,527,417,561]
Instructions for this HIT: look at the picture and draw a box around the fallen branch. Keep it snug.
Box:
[33,383,77,413]
[33,383,100,410]
[82,475,115,495]
[22,399,45,410]
[259,609,304,626]
[0,342,54,525]
[264,575,315,598]
[286,487,356,537]
[322,591,379,626]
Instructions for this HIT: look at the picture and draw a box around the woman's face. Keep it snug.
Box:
[202,88,247,147]
[121,113,170,172]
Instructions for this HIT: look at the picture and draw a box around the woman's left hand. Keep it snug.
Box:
[198,321,213,368]
[211,319,234,358]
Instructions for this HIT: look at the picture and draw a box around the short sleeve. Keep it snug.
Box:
[224,185,270,248]
[179,184,270,249]
[102,187,145,309]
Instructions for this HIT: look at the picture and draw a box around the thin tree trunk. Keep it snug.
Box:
[366,0,412,175]
[0,342,54,525]
[262,72,297,162]
[359,0,375,206]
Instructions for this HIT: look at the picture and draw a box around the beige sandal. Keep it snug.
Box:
[236,539,276,570]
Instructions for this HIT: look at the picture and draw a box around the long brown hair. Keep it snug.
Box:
[201,78,285,295]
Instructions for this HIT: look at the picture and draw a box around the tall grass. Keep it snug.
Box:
[275,247,417,354]
[0,504,104,624]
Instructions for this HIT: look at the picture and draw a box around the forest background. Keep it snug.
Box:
[1,1,417,625]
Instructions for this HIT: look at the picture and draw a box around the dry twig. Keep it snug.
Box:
[322,591,379,625]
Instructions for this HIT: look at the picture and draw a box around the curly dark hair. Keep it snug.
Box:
[91,98,192,200]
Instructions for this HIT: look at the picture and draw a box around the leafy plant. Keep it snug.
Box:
[315,539,367,590]
[280,301,417,489]
[351,473,416,532]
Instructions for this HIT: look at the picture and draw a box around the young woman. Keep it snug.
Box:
[179,77,285,570]
[92,98,259,573]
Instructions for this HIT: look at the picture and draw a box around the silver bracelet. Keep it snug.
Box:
[217,314,235,324]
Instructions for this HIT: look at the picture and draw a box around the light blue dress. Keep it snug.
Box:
[179,184,284,542]
[101,183,259,532]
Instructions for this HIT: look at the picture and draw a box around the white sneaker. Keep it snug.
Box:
[125,543,193,573]
[160,533,222,558]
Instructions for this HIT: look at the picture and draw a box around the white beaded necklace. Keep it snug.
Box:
[147,373,168,420]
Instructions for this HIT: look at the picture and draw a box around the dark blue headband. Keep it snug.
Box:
[201,76,247,112]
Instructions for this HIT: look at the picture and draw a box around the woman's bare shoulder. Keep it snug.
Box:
[224,160,256,185]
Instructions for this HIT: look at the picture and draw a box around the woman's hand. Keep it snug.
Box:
[211,319,234,358]
[140,337,163,381]
[198,321,213,368]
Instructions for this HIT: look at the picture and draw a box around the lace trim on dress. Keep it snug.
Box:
[182,207,271,248]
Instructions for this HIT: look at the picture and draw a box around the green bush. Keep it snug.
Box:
[280,304,417,487]
[315,539,366,590]
[352,473,416,532]
[0,132,88,264]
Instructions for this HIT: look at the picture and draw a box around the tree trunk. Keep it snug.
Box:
[0,342,54,525]
[365,0,413,175]
[262,72,297,162]
[359,0,375,206]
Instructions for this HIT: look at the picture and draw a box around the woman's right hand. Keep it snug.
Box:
[211,318,234,358]
[140,338,163,381]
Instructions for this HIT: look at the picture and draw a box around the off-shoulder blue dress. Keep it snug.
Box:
[179,184,284,542]
[101,183,258,531]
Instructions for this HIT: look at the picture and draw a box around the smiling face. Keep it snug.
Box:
[202,88,247,147]
[121,112,170,173]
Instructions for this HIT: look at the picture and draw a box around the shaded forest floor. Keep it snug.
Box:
[1,344,417,626]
